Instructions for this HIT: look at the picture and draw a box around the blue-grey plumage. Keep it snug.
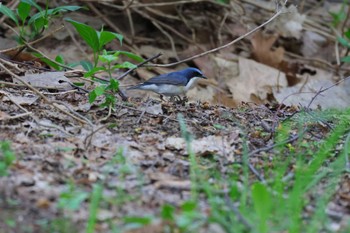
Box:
[127,68,206,97]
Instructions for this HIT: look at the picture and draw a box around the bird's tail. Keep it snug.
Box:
[127,84,142,90]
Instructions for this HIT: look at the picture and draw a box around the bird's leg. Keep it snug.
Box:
[182,96,188,103]
[179,96,188,106]
[172,95,181,104]
[159,94,166,102]
[172,95,187,105]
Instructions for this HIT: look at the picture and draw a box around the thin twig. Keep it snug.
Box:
[0,90,72,135]
[1,91,30,113]
[136,99,152,124]
[146,1,287,67]
[83,124,108,149]
[224,194,253,230]
[117,53,162,80]
[99,104,113,122]
[25,43,73,70]
[151,21,179,60]
[133,8,205,50]
[0,25,65,53]
[306,76,350,109]
[0,60,88,125]
[86,2,133,46]
[248,163,266,183]
[1,112,33,120]
[123,0,135,10]
[248,133,301,158]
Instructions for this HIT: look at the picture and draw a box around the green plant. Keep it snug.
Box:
[65,19,124,67]
[65,19,144,108]
[0,141,16,176]
[58,182,89,211]
[37,217,78,233]
[86,184,103,233]
[0,0,81,43]
[329,0,350,63]
[154,110,350,233]
[86,50,138,108]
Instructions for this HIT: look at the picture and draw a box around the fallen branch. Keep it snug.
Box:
[0,59,90,125]
[146,0,288,67]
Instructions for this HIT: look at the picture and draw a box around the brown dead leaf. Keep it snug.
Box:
[251,31,284,69]
[213,92,239,107]
[0,111,10,120]
[1,90,38,105]
[14,72,73,90]
[227,57,287,103]
[36,198,51,209]
[165,135,235,161]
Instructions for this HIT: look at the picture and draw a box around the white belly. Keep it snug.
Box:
[136,77,200,96]
[140,84,187,96]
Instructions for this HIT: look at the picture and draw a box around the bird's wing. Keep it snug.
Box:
[143,73,188,86]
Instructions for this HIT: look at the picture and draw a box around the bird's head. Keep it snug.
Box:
[179,68,207,81]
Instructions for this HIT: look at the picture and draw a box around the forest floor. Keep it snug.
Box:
[0,0,350,233]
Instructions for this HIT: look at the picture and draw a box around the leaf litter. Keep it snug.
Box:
[1,0,350,232]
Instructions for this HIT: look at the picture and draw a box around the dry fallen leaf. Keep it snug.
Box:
[227,57,288,103]
[273,79,350,109]
[251,31,284,69]
[14,72,73,90]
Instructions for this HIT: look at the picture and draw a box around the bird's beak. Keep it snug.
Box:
[201,75,207,79]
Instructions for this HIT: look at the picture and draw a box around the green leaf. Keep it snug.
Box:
[32,52,61,70]
[229,184,240,200]
[80,60,93,71]
[118,51,144,62]
[341,56,350,63]
[86,184,103,233]
[84,67,105,78]
[21,0,42,12]
[89,86,105,103]
[17,1,31,23]
[345,29,350,40]
[72,82,85,87]
[252,182,272,233]
[329,10,346,27]
[31,17,47,34]
[0,4,19,26]
[65,18,100,52]
[337,36,350,48]
[51,6,82,15]
[0,141,17,176]
[123,216,152,225]
[99,54,118,63]
[98,31,122,49]
[55,55,65,64]
[29,6,81,25]
[58,191,88,211]
[27,11,45,25]
[53,55,65,70]
[161,204,175,220]
[100,94,116,107]
[38,57,60,70]
[113,62,137,69]
[108,79,119,91]
[181,201,196,212]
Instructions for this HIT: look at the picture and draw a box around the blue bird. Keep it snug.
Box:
[127,67,207,101]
